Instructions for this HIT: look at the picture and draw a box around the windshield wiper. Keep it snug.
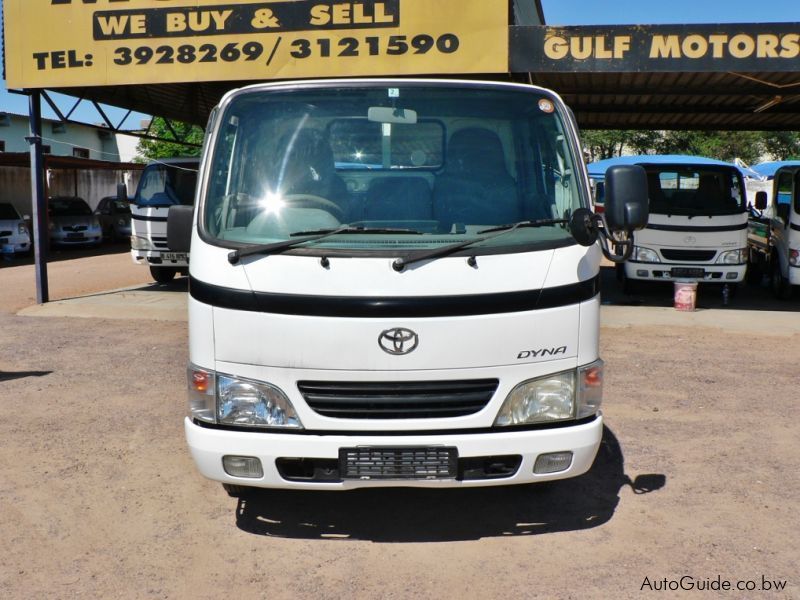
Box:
[392,219,567,271]
[228,226,421,264]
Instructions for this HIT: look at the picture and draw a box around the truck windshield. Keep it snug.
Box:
[136,163,199,207]
[203,84,585,253]
[644,165,746,217]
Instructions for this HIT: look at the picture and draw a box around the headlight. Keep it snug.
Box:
[632,246,660,263]
[218,374,302,428]
[187,365,302,428]
[716,248,746,264]
[494,360,604,426]
[790,249,799,266]
[117,218,127,227]
[91,217,101,229]
[18,223,27,235]
[130,235,153,250]
[495,370,576,426]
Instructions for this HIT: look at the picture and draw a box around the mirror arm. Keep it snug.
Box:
[594,213,634,263]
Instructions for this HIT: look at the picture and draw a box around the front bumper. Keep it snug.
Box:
[625,261,745,283]
[185,414,603,489]
[131,249,189,267]
[1,236,30,254]
[790,263,800,286]
[51,232,102,245]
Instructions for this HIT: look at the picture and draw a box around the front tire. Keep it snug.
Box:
[150,266,177,283]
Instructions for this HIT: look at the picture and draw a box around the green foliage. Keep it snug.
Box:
[136,117,204,161]
[582,129,800,164]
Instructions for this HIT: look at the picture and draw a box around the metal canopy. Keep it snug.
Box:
[528,70,800,131]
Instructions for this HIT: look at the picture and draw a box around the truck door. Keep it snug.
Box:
[770,169,793,273]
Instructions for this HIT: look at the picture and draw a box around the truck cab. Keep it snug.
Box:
[170,78,647,493]
[129,158,199,283]
[590,155,749,294]
[747,164,800,299]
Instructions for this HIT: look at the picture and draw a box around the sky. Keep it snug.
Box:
[0,0,799,125]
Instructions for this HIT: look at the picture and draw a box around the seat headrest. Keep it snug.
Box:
[447,128,508,175]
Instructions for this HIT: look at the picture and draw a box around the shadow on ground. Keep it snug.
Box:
[0,241,130,268]
[0,370,52,382]
[234,426,665,542]
[599,266,798,312]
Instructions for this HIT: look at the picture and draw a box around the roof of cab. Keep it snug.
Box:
[587,154,752,179]
[750,161,800,178]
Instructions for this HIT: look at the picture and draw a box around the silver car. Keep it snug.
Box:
[94,196,132,242]
[48,197,102,246]
[0,202,31,256]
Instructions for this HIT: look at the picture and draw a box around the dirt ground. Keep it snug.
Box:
[1,250,798,599]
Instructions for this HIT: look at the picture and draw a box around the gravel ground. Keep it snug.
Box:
[1,251,798,599]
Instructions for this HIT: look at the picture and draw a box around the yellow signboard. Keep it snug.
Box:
[3,0,508,88]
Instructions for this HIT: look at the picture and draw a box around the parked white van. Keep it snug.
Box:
[168,79,648,494]
[589,155,749,296]
[128,158,199,282]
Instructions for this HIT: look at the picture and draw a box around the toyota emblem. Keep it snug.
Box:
[378,328,419,355]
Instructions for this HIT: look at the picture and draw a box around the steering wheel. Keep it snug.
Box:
[282,194,344,220]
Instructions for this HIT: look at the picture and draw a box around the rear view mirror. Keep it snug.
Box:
[117,182,128,203]
[604,165,649,232]
[167,205,193,253]
[755,191,768,211]
[368,106,418,125]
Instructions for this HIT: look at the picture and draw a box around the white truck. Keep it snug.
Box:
[746,163,800,299]
[589,155,749,297]
[127,158,199,283]
[167,78,648,494]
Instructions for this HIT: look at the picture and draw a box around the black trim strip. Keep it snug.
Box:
[131,214,168,223]
[791,223,800,232]
[193,415,600,436]
[646,223,747,233]
[189,275,599,318]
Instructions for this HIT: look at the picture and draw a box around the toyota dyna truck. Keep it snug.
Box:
[127,158,199,283]
[589,155,749,297]
[746,163,800,299]
[168,79,648,494]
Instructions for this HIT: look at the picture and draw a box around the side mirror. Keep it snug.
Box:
[604,165,649,232]
[569,208,598,246]
[117,182,129,203]
[755,191,768,211]
[167,205,193,253]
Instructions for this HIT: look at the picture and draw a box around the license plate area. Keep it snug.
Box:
[162,252,187,261]
[66,232,84,239]
[340,446,458,480]
[671,267,705,278]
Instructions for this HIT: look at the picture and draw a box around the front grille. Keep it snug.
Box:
[63,225,87,232]
[660,249,716,262]
[297,379,499,419]
[151,235,169,249]
[340,447,458,479]
[0,230,11,237]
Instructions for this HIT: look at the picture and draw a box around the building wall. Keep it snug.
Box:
[0,114,120,161]
[0,166,143,215]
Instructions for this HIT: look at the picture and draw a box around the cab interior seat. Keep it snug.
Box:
[433,127,520,227]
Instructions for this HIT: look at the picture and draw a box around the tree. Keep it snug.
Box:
[136,117,204,161]
[761,131,800,160]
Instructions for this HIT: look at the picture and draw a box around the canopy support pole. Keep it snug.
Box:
[27,90,49,304]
